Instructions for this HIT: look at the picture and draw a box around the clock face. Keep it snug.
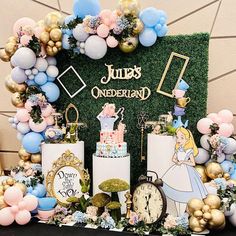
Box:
[132,182,166,224]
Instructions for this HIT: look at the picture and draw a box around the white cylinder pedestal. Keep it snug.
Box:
[93,154,130,214]
[42,141,84,181]
[147,134,177,215]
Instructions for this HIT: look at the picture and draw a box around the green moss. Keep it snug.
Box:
[98,178,130,192]
[56,33,209,186]
[92,193,111,207]
[106,201,122,210]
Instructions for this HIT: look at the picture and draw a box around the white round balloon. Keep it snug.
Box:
[200,134,210,150]
[17,122,31,134]
[85,36,107,60]
[34,57,48,72]
[195,148,210,164]
[46,56,57,66]
[224,138,236,154]
[72,24,89,42]
[13,47,36,69]
[46,65,59,78]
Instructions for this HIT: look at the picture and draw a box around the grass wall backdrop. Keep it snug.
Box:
[56,33,209,186]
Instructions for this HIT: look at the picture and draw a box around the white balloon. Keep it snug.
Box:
[229,209,236,227]
[10,55,17,67]
[46,65,59,78]
[25,69,32,76]
[46,56,57,66]
[85,36,107,60]
[224,138,236,154]
[195,148,210,164]
[72,24,89,42]
[14,117,19,123]
[32,68,39,75]
[13,47,36,69]
[8,117,14,123]
[17,122,31,134]
[17,132,24,141]
[28,75,35,80]
[200,134,210,150]
[34,57,48,72]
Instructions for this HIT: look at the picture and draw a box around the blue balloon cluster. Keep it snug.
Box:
[73,0,101,19]
[139,7,168,47]
[27,183,47,198]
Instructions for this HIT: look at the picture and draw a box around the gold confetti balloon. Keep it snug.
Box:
[119,36,138,53]
[133,18,144,35]
[118,0,141,16]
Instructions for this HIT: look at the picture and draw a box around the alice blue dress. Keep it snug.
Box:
[162,147,208,203]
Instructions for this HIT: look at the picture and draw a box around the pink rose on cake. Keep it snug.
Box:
[102,103,116,117]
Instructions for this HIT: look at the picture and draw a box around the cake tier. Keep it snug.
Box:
[100,130,124,144]
[96,142,127,157]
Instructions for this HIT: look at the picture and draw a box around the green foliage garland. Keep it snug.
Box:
[56,33,209,186]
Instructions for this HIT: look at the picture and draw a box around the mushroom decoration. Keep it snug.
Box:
[91,193,111,216]
[106,201,122,222]
[98,178,129,222]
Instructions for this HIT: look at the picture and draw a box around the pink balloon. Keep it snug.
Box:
[218,109,234,123]
[197,118,213,134]
[0,207,15,226]
[29,118,47,132]
[13,17,36,36]
[218,123,233,137]
[45,115,55,125]
[25,100,34,111]
[11,205,19,214]
[100,9,117,28]
[34,26,44,38]
[4,186,23,206]
[229,123,235,133]
[20,35,32,46]
[16,109,30,122]
[41,104,53,117]
[106,36,118,48]
[207,113,222,125]
[97,24,110,38]
[15,210,31,225]
[18,201,27,210]
[23,195,38,211]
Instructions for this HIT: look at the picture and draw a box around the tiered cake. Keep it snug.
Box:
[93,103,130,213]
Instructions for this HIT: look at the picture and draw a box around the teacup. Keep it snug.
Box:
[173,105,186,116]
[176,97,191,108]
[177,79,189,91]
[172,89,186,98]
[38,209,55,221]
[38,197,57,211]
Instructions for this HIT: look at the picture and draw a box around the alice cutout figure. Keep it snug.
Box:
[162,127,208,216]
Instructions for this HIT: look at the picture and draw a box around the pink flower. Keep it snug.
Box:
[86,206,98,218]
[129,211,140,225]
[24,168,34,177]
[163,215,177,229]
[102,103,116,117]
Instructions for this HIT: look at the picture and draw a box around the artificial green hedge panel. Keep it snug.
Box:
[56,33,209,186]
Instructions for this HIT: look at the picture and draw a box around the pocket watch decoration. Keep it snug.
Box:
[132,171,167,224]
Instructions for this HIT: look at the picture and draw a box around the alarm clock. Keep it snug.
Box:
[132,171,167,224]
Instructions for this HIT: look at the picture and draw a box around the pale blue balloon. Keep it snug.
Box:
[231,170,236,180]
[156,25,168,37]
[139,7,160,27]
[139,28,157,47]
[34,183,47,198]
[40,82,60,103]
[47,76,56,82]
[62,34,71,50]
[17,122,31,134]
[34,72,48,85]
[26,79,37,86]
[22,132,44,153]
[221,160,234,175]
[73,0,101,18]
[64,15,76,24]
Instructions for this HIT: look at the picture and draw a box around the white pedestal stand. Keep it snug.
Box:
[93,154,130,214]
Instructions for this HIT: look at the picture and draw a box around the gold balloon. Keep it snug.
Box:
[5,75,28,93]
[31,153,41,163]
[0,189,3,196]
[119,36,138,53]
[203,212,212,221]
[199,218,207,226]
[3,184,10,191]
[55,41,62,48]
[202,204,210,213]
[118,0,141,16]
[11,92,25,108]
[0,196,7,210]
[2,180,7,186]
[18,147,31,161]
[0,49,10,62]
[208,209,225,229]
[223,173,230,180]
[205,162,223,179]
[216,220,226,230]
[189,216,205,232]
[14,182,27,195]
[50,28,62,41]
[5,42,17,56]
[52,46,58,54]
[195,165,208,183]
[8,36,18,43]
[6,177,15,186]
[133,18,144,34]
[204,194,221,209]
[46,45,55,56]
[48,40,55,47]
[187,198,204,215]
[194,210,203,218]
[0,186,3,192]
[40,31,50,44]
[44,12,63,31]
